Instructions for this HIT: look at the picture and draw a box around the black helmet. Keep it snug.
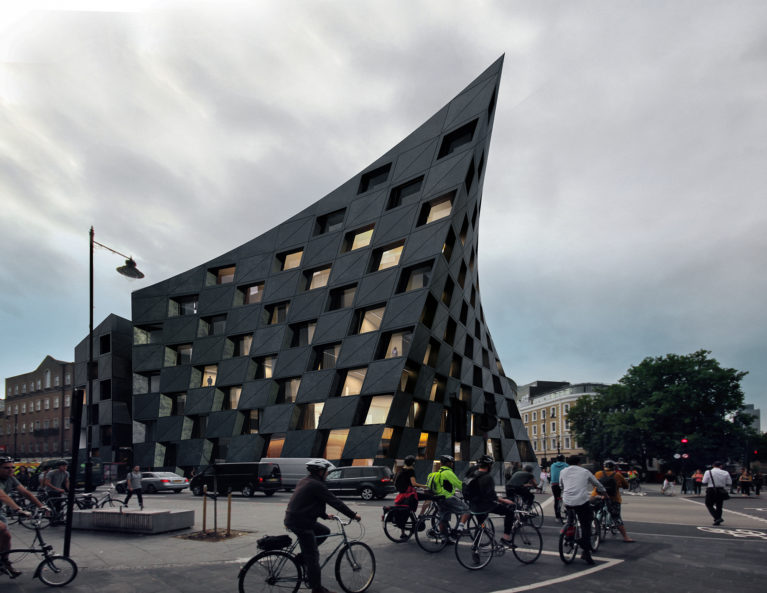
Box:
[603,460,615,469]
[439,454,455,464]
[478,454,494,467]
[556,454,565,462]
[404,455,416,466]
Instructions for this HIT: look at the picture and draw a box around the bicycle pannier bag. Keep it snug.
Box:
[257,534,292,551]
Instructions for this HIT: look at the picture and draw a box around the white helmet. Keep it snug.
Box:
[306,459,333,472]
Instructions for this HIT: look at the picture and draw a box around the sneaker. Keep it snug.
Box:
[398,533,409,541]
[499,538,516,549]
[581,551,595,565]
[456,523,467,533]
[0,560,22,579]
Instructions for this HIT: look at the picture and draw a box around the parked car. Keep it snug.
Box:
[115,472,188,494]
[260,457,335,491]
[189,462,282,497]
[324,465,394,500]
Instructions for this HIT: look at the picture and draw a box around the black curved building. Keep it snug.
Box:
[130,56,535,474]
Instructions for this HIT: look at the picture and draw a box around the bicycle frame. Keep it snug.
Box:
[286,517,357,573]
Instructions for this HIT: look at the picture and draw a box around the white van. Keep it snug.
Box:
[261,457,335,491]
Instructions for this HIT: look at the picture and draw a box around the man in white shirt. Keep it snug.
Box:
[559,455,607,565]
[702,461,732,526]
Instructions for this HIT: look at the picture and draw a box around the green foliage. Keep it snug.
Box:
[569,350,750,469]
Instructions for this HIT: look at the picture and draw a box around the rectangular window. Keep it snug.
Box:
[237,282,265,305]
[281,378,301,403]
[36,400,41,411]
[357,306,385,334]
[65,395,71,407]
[564,404,570,413]
[437,119,478,159]
[341,368,367,396]
[202,365,218,387]
[169,295,198,317]
[315,209,345,235]
[565,437,571,449]
[342,225,374,252]
[550,406,556,418]
[398,261,433,293]
[328,285,356,310]
[255,355,276,379]
[323,429,350,459]
[246,410,260,434]
[374,244,404,271]
[532,411,537,421]
[169,344,193,366]
[200,314,227,336]
[290,322,317,347]
[541,423,545,434]
[44,398,50,410]
[541,409,546,420]
[99,334,111,355]
[365,395,393,424]
[565,419,570,430]
[211,266,236,284]
[266,302,290,325]
[313,343,341,370]
[387,176,424,209]
[299,403,324,430]
[358,163,391,194]
[306,267,331,290]
[266,433,286,457]
[532,425,537,435]
[232,334,253,357]
[551,421,556,433]
[134,324,163,345]
[279,250,304,271]
[53,397,59,409]
[418,191,455,226]
[22,403,27,413]
[383,331,412,359]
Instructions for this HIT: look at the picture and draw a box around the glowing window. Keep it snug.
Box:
[266,433,286,457]
[323,429,350,459]
[377,245,403,271]
[359,307,385,334]
[282,250,303,270]
[365,396,393,424]
[341,368,367,396]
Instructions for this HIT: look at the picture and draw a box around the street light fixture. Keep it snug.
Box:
[64,226,144,556]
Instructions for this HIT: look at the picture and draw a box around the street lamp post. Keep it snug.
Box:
[63,226,144,556]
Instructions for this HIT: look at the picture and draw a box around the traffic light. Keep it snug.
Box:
[681,438,688,444]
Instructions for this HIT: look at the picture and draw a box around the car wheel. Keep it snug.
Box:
[145,484,157,494]
[360,486,375,501]
[242,484,255,497]
[192,485,204,496]
[264,489,277,497]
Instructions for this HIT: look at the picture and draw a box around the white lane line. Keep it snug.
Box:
[679,496,767,523]
[490,552,623,593]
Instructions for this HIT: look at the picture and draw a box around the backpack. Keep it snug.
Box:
[427,469,453,495]
[463,475,481,503]
[599,472,617,497]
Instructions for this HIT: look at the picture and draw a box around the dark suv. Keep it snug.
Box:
[190,462,282,497]
[324,466,394,500]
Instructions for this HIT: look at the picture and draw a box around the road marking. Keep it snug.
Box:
[490,552,623,593]
[697,527,767,540]
[679,497,767,524]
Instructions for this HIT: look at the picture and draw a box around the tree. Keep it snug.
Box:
[569,350,750,471]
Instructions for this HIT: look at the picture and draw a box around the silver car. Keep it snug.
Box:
[115,471,189,494]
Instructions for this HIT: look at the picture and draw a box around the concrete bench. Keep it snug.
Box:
[72,509,194,534]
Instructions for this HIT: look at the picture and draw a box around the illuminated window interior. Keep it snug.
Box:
[255,355,275,379]
[324,429,349,459]
[282,378,301,403]
[243,282,265,305]
[282,250,303,270]
[202,365,218,387]
[314,343,341,370]
[229,386,242,409]
[266,433,285,457]
[300,403,324,430]
[341,368,367,396]
[328,285,356,310]
[307,267,331,290]
[365,395,393,424]
[350,227,374,251]
[216,266,236,284]
[377,427,394,457]
[359,306,385,333]
[384,331,412,359]
[377,245,403,271]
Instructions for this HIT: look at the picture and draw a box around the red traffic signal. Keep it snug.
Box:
[680,438,688,444]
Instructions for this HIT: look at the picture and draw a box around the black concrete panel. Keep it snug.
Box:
[227,434,266,462]
[387,392,413,427]
[133,394,162,421]
[133,345,164,372]
[260,403,297,433]
[313,310,354,344]
[282,430,319,458]
[435,432,453,458]
[346,190,386,228]
[318,397,360,429]
[191,336,226,365]
[342,425,385,459]
[329,250,368,286]
[217,357,251,387]
[422,402,444,433]
[160,366,192,393]
[226,305,263,335]
[239,380,279,410]
[303,233,342,268]
[199,285,236,316]
[163,316,199,344]
[337,333,378,368]
[355,269,397,308]
[252,326,286,355]
[272,346,312,378]
[396,428,422,458]
[372,205,418,247]
[132,295,169,324]
[264,270,301,302]
[177,438,213,466]
[206,410,244,438]
[237,253,273,284]
[295,370,336,404]
[276,216,314,250]
[185,387,221,415]
[360,358,406,395]
[286,292,325,323]
[381,291,428,331]
[156,416,185,442]
[132,442,165,468]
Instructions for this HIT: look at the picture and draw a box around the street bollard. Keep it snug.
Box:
[227,491,232,536]
[202,485,208,533]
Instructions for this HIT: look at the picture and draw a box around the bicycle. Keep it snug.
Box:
[238,516,375,593]
[627,478,643,495]
[593,498,618,540]
[413,497,484,553]
[454,508,542,570]
[4,509,78,586]
[78,484,127,509]
[381,503,417,543]
[558,506,601,564]
[552,493,565,524]
[508,492,543,529]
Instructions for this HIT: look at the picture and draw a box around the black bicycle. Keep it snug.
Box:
[4,509,78,586]
[381,503,417,543]
[508,492,543,529]
[238,517,375,593]
[558,506,601,564]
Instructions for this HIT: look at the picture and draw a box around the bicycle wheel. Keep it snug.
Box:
[99,497,126,509]
[37,555,78,587]
[511,523,542,564]
[528,501,543,528]
[20,509,51,530]
[238,551,301,593]
[414,514,448,553]
[335,541,375,593]
[590,518,601,552]
[599,512,608,540]
[454,528,494,570]
[382,508,414,543]
[558,529,578,564]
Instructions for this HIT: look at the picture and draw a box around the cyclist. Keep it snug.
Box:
[392,455,425,539]
[284,459,360,593]
[505,465,538,509]
[1,457,48,578]
[592,460,634,542]
[549,455,568,521]
[560,455,607,565]
[627,468,640,491]
[428,454,470,540]
[466,455,517,547]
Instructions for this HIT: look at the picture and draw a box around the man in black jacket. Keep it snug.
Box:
[467,455,517,547]
[284,459,360,593]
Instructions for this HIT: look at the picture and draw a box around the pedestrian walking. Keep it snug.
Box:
[124,465,144,510]
[691,469,704,495]
[738,468,753,496]
[702,461,732,526]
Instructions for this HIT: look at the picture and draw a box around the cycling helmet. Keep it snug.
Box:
[478,454,494,467]
[404,455,416,466]
[603,460,615,469]
[305,459,333,473]
[439,454,455,464]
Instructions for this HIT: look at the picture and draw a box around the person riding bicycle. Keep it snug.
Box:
[592,460,634,542]
[466,455,517,547]
[1,457,48,578]
[392,455,424,539]
[549,455,569,521]
[428,454,470,540]
[560,454,607,565]
[505,465,538,509]
[627,468,640,490]
[284,459,360,593]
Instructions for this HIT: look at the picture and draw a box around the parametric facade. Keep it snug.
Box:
[130,57,535,474]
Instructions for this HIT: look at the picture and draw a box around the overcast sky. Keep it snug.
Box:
[2,1,765,430]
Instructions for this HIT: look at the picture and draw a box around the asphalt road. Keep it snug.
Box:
[4,487,766,592]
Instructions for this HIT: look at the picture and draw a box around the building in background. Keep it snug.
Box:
[516,381,607,467]
[73,314,134,468]
[740,404,761,433]
[129,57,534,475]
[2,356,74,460]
